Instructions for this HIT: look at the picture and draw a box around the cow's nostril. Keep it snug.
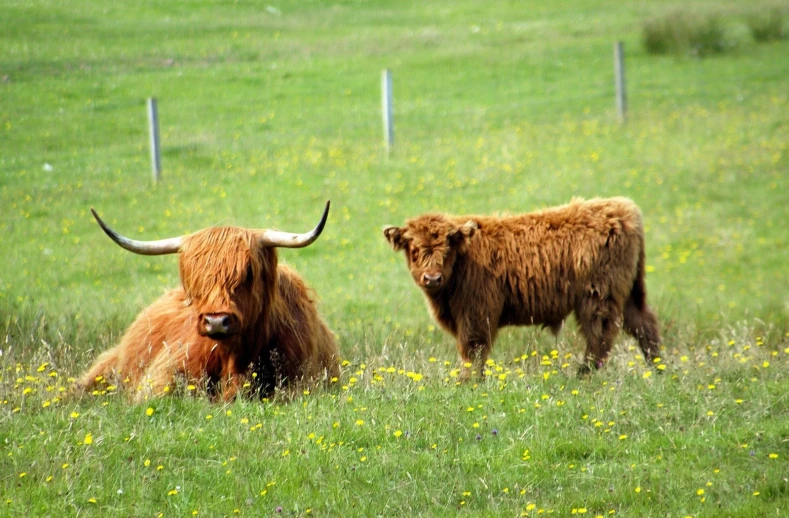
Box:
[203,314,234,335]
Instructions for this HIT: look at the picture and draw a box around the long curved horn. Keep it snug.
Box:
[258,200,330,248]
[91,208,183,255]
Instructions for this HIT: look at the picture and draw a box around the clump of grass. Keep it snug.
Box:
[687,14,727,56]
[746,7,785,42]
[643,11,728,57]
[642,14,676,55]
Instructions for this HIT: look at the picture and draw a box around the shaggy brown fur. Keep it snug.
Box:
[77,227,339,401]
[384,197,660,375]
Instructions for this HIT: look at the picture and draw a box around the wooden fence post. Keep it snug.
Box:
[614,41,627,123]
[381,69,394,154]
[147,97,162,182]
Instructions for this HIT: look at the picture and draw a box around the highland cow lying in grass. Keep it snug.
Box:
[384,197,660,376]
[77,202,339,401]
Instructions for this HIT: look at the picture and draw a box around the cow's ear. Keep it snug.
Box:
[383,226,408,251]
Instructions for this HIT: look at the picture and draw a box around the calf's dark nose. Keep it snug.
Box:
[422,273,442,287]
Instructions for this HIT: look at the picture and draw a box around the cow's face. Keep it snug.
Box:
[90,201,329,339]
[384,215,477,294]
[180,228,275,339]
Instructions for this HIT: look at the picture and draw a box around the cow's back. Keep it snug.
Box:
[78,288,211,391]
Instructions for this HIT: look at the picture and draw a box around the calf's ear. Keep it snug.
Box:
[383,226,407,251]
[460,220,478,238]
[448,220,478,252]
[449,220,478,241]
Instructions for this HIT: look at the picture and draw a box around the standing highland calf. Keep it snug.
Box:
[384,197,660,375]
[77,201,339,401]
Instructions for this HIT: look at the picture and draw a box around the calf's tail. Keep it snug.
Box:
[623,238,661,361]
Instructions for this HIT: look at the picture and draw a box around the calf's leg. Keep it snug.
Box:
[576,297,623,375]
[455,337,492,381]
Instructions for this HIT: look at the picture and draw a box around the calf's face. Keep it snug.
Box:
[384,215,477,293]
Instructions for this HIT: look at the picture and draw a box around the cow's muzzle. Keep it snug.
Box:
[201,313,240,337]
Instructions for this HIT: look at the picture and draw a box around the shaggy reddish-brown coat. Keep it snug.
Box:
[384,197,660,375]
[77,217,339,401]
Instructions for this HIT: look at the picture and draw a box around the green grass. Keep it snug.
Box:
[2,0,789,515]
[642,10,728,57]
[746,5,786,42]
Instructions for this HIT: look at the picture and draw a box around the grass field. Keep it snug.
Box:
[2,0,789,516]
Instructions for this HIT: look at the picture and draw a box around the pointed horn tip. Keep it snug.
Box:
[90,207,110,231]
[315,200,331,233]
[89,207,183,255]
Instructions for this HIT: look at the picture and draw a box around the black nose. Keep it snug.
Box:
[422,273,442,287]
[203,314,232,335]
